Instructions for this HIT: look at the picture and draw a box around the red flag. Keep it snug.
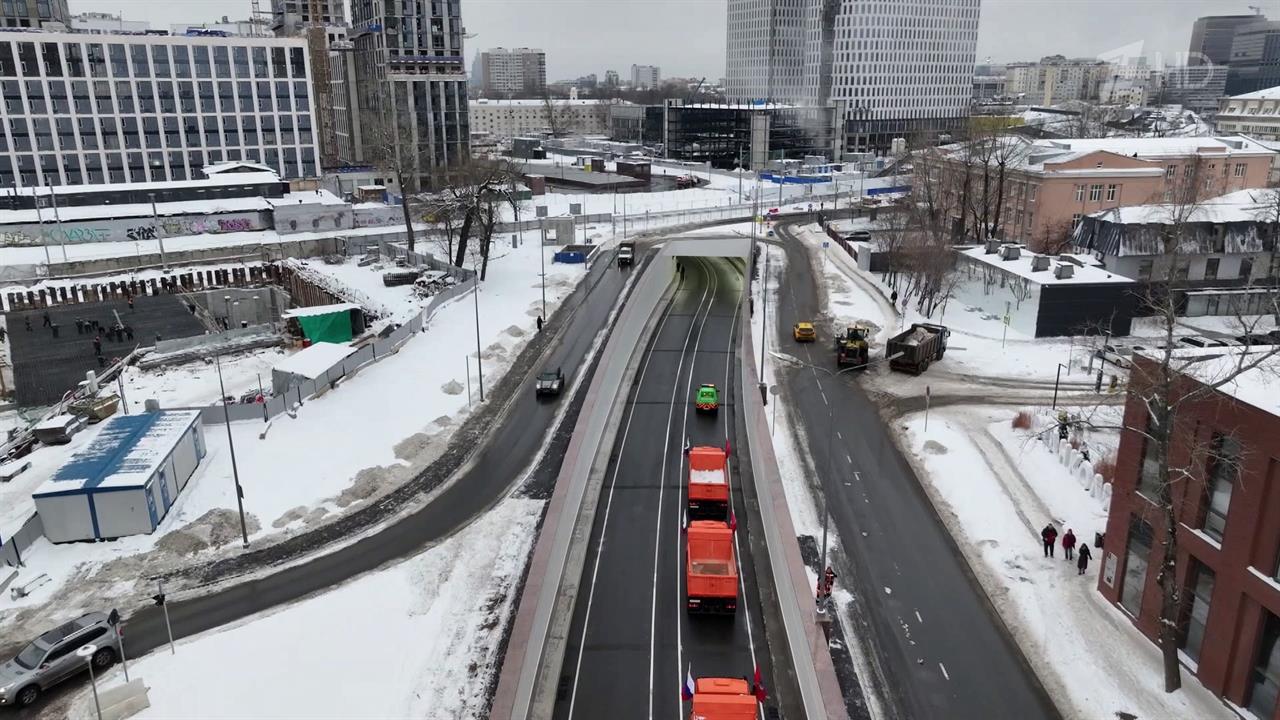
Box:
[729,511,738,531]
[724,439,731,455]
[753,666,768,702]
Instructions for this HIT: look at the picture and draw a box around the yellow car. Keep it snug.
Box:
[793,322,816,342]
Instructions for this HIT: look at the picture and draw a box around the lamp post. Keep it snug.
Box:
[75,645,103,720]
[48,185,68,262]
[1053,362,1069,409]
[148,192,167,269]
[472,258,484,401]
[33,200,52,267]
[215,353,250,548]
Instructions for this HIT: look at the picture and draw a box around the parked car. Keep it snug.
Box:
[1094,344,1133,369]
[535,368,564,398]
[1179,336,1227,349]
[0,611,120,708]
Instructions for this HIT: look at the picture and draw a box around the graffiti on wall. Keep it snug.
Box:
[218,218,253,232]
[1,231,38,247]
[126,225,159,241]
[0,213,267,249]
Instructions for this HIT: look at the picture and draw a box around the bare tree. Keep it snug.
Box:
[540,88,575,138]
[362,85,428,255]
[431,159,523,279]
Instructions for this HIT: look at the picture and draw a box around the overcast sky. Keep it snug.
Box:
[70,0,1260,80]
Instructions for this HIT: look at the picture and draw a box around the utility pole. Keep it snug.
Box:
[33,200,52,267]
[148,192,167,269]
[215,353,250,548]
[48,185,68,262]
[472,260,484,401]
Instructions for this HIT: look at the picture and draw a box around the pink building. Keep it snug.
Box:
[932,135,1276,251]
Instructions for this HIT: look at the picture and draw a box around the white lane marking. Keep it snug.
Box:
[844,453,852,464]
[649,260,713,720]
[837,431,844,441]
[915,610,923,624]
[819,389,829,405]
[567,296,679,720]
[939,663,950,681]
[670,258,718,718]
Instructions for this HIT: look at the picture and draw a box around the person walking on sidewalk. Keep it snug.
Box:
[1076,543,1093,575]
[41,310,51,328]
[1062,528,1077,561]
[1040,524,1058,558]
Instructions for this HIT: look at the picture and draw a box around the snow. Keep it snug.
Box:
[76,496,544,720]
[9,171,281,198]
[279,302,362,319]
[1227,87,1280,101]
[36,410,201,493]
[690,468,726,485]
[0,196,273,225]
[270,341,357,380]
[898,407,1234,720]
[1044,135,1275,158]
[119,348,285,410]
[1093,187,1280,225]
[1249,566,1280,595]
[958,246,1133,285]
[1142,346,1280,417]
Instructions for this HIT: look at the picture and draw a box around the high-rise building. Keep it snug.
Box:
[0,32,319,188]
[349,0,469,186]
[631,64,660,88]
[1157,64,1229,115]
[477,47,545,97]
[725,0,980,153]
[272,0,346,37]
[1225,20,1280,95]
[1188,14,1259,66]
[604,69,619,87]
[0,0,68,28]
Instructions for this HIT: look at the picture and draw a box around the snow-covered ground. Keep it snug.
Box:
[69,496,543,720]
[899,406,1232,720]
[0,233,585,637]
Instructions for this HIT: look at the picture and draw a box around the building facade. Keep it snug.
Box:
[1157,64,1230,116]
[630,63,660,89]
[468,98,609,139]
[1098,351,1280,720]
[0,32,320,188]
[70,12,150,34]
[272,0,346,37]
[930,135,1276,251]
[1189,14,1262,66]
[475,47,545,97]
[349,0,469,187]
[0,0,68,28]
[724,0,979,155]
[1226,20,1280,96]
[662,101,841,170]
[1216,86,1280,141]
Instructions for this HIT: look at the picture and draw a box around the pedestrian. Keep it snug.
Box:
[1062,528,1077,561]
[128,296,134,311]
[891,289,898,305]
[1040,523,1058,558]
[92,335,102,356]
[96,354,105,368]
[125,325,134,341]
[536,315,543,333]
[1077,543,1093,575]
[0,326,6,342]
[24,316,32,332]
[74,318,83,334]
[41,310,51,327]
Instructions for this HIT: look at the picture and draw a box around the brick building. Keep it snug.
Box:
[1097,350,1280,718]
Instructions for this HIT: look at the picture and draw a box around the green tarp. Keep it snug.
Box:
[297,311,353,344]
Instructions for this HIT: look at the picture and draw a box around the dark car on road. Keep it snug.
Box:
[535,368,565,398]
[0,611,120,708]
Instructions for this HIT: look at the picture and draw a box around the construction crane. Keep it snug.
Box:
[308,0,339,167]
[1248,5,1263,15]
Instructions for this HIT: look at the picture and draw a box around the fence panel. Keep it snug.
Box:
[1,512,45,568]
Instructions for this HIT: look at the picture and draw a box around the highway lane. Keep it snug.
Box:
[16,250,631,719]
[555,258,774,720]
[770,221,1061,720]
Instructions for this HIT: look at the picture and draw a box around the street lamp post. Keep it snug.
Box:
[1053,362,1069,409]
[33,201,52,267]
[75,645,103,720]
[472,258,484,401]
[48,185,68,262]
[215,353,250,548]
[148,192,167,269]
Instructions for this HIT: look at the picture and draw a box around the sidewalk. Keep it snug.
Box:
[898,405,1233,720]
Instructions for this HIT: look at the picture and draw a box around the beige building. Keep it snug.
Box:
[468,99,614,139]
[1215,86,1280,141]
[931,135,1276,251]
[1003,56,1110,105]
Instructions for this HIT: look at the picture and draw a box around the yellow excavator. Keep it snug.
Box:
[835,326,871,368]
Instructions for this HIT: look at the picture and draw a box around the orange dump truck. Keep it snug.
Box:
[688,677,757,720]
[686,520,738,614]
[687,446,728,520]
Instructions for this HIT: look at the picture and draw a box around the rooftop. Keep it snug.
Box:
[470,98,618,107]
[1088,188,1280,226]
[6,171,283,198]
[959,245,1134,285]
[1227,86,1280,102]
[940,134,1277,174]
[0,188,349,225]
[1142,348,1280,418]
[272,341,357,379]
[34,410,201,495]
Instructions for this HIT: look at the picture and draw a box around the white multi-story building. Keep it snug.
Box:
[1216,86,1280,141]
[0,32,320,188]
[476,47,545,97]
[630,64,660,88]
[71,12,150,34]
[1002,56,1110,105]
[468,98,610,139]
[725,0,980,154]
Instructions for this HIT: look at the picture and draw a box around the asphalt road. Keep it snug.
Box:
[769,221,1061,720]
[14,249,630,718]
[554,258,776,720]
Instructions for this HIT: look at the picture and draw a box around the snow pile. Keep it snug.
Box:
[900,408,1232,720]
[689,468,726,485]
[87,497,543,720]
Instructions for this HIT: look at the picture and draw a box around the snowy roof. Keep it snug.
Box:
[1039,135,1275,159]
[959,245,1134,285]
[1228,86,1280,101]
[0,196,273,225]
[202,161,276,176]
[1087,188,1280,226]
[1140,348,1280,418]
[8,171,282,198]
[34,410,201,495]
[281,302,360,319]
[272,341,357,379]
[470,98,617,107]
[1075,189,1279,257]
[679,102,799,110]
[266,189,348,207]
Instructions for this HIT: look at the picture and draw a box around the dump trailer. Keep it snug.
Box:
[618,241,635,267]
[886,322,950,374]
[835,326,871,368]
[687,446,728,519]
[688,677,757,720]
[686,520,738,614]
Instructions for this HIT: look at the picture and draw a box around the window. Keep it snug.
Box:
[1089,184,1102,202]
[1203,433,1239,542]
[1029,184,1037,201]
[1175,261,1190,282]
[1234,163,1247,178]
[1075,184,1085,202]
[1120,516,1154,617]
[1248,612,1280,718]
[1071,213,1082,227]
[1180,561,1215,664]
[1241,258,1254,281]
[1184,164,1193,177]
[1139,259,1154,278]
[1204,258,1220,281]
[1166,165,1176,179]
[1106,184,1117,202]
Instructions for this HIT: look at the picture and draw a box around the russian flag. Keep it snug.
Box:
[729,510,738,532]
[753,666,768,702]
[682,666,695,701]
